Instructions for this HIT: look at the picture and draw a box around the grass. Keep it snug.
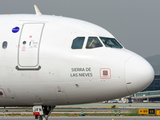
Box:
[0,109,159,116]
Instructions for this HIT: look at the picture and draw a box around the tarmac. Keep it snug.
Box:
[0,103,160,120]
[59,102,160,108]
[0,116,160,120]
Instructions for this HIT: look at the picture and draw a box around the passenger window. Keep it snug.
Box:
[2,41,8,49]
[86,37,103,49]
[71,37,85,49]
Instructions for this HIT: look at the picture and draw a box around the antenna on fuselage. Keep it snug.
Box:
[34,5,42,15]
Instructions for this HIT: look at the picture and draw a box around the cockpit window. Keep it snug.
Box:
[100,37,123,48]
[71,37,85,49]
[86,37,103,49]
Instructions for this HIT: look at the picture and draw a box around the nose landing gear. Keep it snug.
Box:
[33,105,55,120]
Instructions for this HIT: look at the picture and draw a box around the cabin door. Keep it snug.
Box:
[17,23,44,70]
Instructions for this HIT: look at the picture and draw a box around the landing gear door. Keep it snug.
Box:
[17,23,44,70]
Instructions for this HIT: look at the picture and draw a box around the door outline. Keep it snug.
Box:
[16,23,45,70]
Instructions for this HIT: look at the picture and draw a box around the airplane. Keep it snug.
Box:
[0,5,154,120]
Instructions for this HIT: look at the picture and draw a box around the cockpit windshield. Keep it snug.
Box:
[86,37,103,49]
[100,37,123,48]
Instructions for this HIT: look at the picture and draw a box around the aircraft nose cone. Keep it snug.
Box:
[125,55,154,94]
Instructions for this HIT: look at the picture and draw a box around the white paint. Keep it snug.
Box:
[0,14,154,107]
[18,23,44,68]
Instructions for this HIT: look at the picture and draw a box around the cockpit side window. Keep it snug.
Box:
[86,37,103,49]
[100,37,123,48]
[71,37,85,49]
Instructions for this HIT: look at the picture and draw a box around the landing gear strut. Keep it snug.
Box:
[33,105,55,120]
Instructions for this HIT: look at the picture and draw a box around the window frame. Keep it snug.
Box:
[99,37,123,49]
[86,36,103,49]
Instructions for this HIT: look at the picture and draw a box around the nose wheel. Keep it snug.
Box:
[33,105,55,120]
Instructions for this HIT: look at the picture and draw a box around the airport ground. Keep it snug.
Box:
[1,102,160,110]
[0,116,160,120]
[0,103,160,120]
[61,102,160,108]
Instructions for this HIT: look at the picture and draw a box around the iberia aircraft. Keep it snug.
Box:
[0,5,154,120]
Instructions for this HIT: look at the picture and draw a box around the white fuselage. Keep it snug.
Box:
[0,14,154,107]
